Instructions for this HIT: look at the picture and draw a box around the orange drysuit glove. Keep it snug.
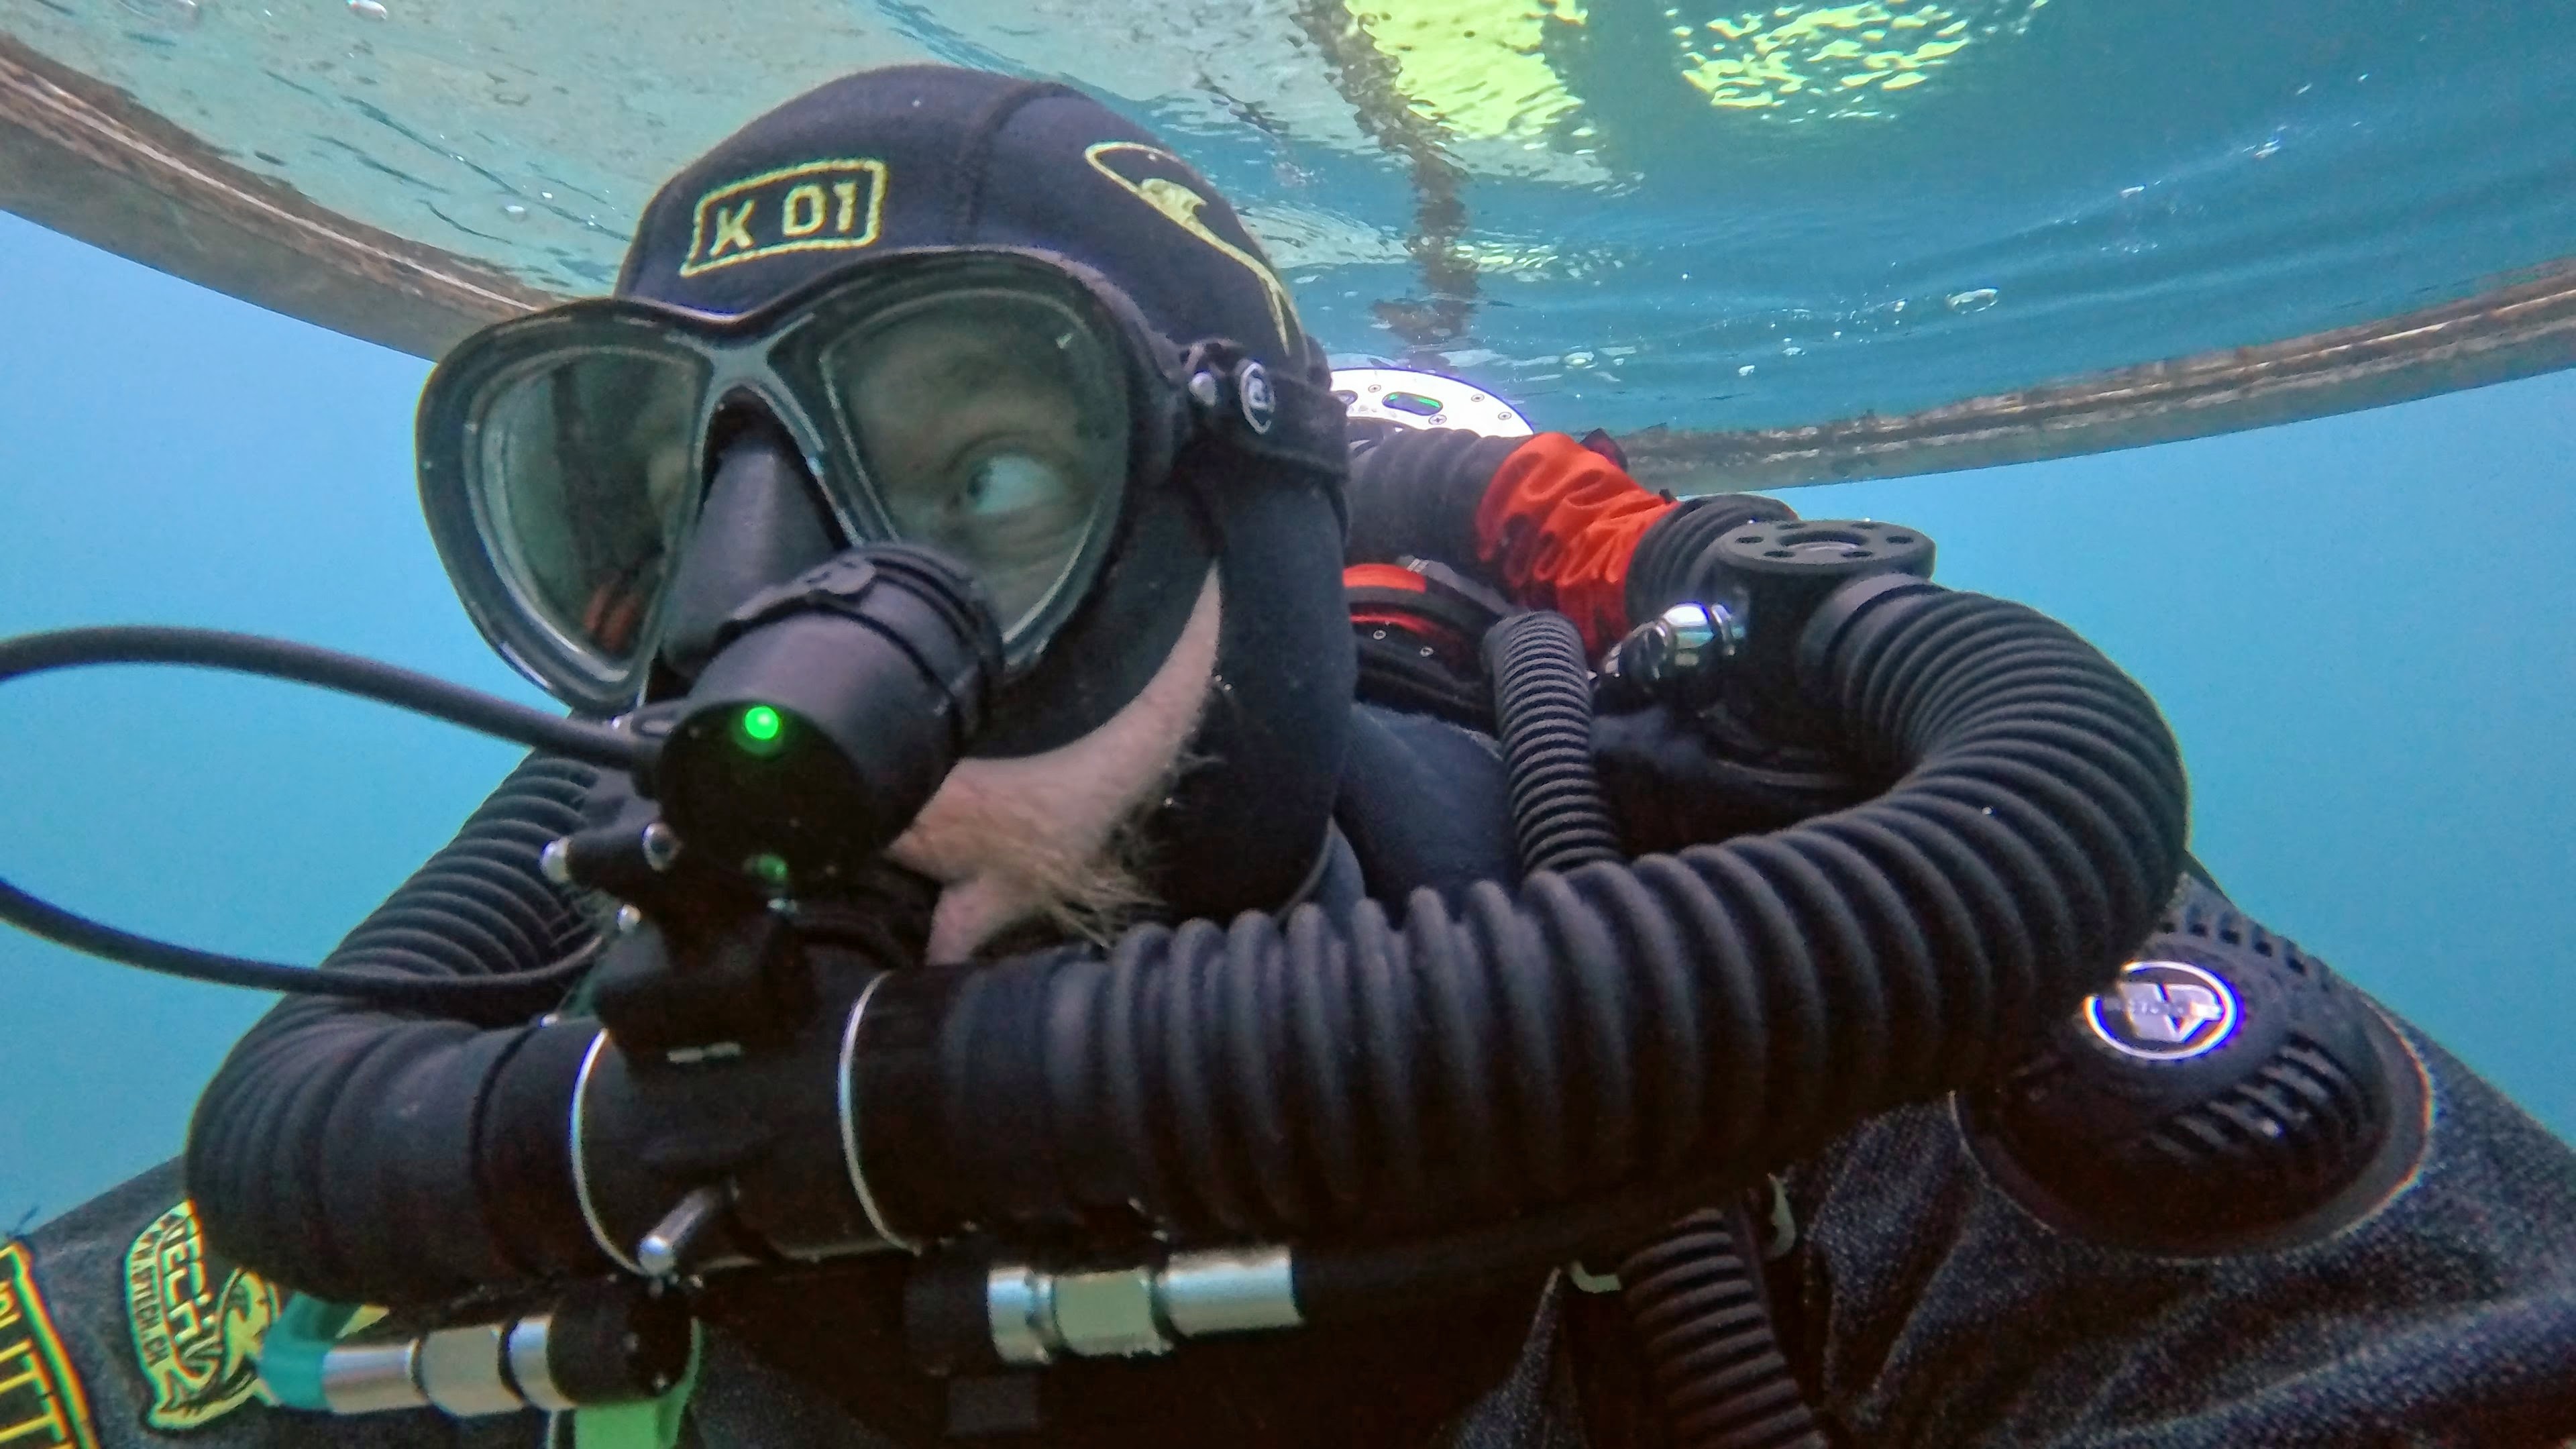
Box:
[1470,432,1672,657]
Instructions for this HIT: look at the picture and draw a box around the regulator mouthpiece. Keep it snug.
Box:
[654,545,1004,894]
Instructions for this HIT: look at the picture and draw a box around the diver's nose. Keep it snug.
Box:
[654,420,841,683]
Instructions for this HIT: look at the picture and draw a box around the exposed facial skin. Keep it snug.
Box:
[888,570,1222,961]
[830,303,1126,633]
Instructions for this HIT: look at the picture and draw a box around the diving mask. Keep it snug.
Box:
[418,248,1316,716]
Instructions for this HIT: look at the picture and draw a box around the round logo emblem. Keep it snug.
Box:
[2082,959,2240,1061]
[1236,360,1277,434]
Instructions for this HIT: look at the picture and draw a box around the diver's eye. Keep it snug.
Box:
[960,453,1070,519]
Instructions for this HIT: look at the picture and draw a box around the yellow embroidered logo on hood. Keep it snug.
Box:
[1082,142,1301,353]
[681,159,890,278]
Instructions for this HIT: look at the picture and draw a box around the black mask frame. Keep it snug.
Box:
[418,246,1341,719]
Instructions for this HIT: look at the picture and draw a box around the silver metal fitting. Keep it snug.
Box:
[639,822,682,872]
[1187,370,1221,409]
[505,1315,578,1413]
[418,1323,522,1417]
[614,905,644,934]
[1644,600,1741,681]
[317,1313,583,1417]
[539,837,574,885]
[319,1340,429,1414]
[987,1263,1059,1366]
[989,1263,1163,1364]
[1053,1269,1169,1358]
[987,1246,1302,1366]
[1158,1246,1303,1337]
[637,1183,729,1279]
[1603,600,1745,708]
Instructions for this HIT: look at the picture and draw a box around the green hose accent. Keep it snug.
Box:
[255,1295,366,1411]
[573,1320,702,1449]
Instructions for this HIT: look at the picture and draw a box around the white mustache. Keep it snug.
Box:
[888,570,1222,961]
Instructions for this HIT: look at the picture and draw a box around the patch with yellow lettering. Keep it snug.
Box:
[122,1202,284,1432]
[680,158,890,278]
[1082,142,1303,353]
[0,1241,99,1449]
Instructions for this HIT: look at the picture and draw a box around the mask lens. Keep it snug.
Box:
[472,348,709,669]
[819,290,1128,641]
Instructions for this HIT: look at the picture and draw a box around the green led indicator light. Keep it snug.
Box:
[746,853,792,892]
[735,704,786,757]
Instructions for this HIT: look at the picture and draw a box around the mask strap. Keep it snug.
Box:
[1178,340,1350,506]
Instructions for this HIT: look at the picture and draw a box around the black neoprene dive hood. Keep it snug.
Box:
[604,66,1358,923]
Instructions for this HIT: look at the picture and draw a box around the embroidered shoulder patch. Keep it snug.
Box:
[123,1202,284,1432]
[680,158,889,278]
[0,1241,99,1449]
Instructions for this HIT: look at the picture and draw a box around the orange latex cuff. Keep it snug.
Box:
[1473,432,1671,655]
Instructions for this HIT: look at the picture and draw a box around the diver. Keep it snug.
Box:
[7,62,2576,1449]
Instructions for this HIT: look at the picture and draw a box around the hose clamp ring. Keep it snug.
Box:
[838,973,920,1252]
[569,1029,645,1275]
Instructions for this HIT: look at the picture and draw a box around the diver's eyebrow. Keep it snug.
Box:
[913,335,1065,390]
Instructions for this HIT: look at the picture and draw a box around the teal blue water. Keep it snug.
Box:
[1,205,2572,1231]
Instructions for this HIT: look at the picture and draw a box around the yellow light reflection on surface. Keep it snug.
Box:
[1339,0,1591,140]
[1680,0,2044,116]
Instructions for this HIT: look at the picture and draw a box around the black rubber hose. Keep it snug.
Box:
[0,627,651,771]
[185,752,605,1305]
[1619,1207,1825,1449]
[1625,496,1802,625]
[1483,610,1625,873]
[1481,613,1821,1448]
[855,577,2189,1244]
[0,625,641,1003]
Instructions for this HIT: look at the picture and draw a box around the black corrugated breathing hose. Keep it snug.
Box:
[185,753,604,1303]
[183,572,2184,1319]
[1483,610,1625,873]
[853,575,2189,1264]
[1485,608,1826,1448]
[1619,1207,1825,1449]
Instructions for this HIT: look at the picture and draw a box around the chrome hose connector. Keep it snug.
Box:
[985,1246,1303,1366]
[312,1294,680,1418]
